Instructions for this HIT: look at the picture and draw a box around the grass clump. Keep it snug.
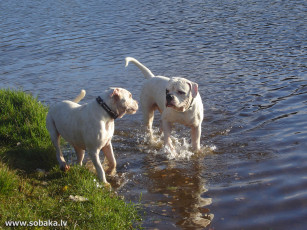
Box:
[0,89,142,229]
[0,89,56,171]
[0,162,18,195]
[0,89,50,148]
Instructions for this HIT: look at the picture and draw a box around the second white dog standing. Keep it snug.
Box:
[125,57,204,154]
[46,88,138,185]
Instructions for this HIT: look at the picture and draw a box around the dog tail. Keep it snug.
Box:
[125,57,155,79]
[73,89,86,103]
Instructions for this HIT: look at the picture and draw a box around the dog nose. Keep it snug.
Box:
[166,93,174,101]
[135,101,139,110]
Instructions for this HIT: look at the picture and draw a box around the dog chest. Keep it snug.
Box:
[97,120,114,146]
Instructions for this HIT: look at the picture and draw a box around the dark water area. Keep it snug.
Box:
[1,0,306,229]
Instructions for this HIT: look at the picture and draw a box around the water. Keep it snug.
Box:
[1,0,306,229]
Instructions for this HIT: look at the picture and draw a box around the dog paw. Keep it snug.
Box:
[104,182,112,190]
[60,164,70,172]
[106,168,116,176]
[193,148,202,154]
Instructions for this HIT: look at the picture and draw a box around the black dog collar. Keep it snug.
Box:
[96,96,118,119]
[188,97,195,110]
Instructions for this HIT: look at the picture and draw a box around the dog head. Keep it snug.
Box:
[109,88,138,118]
[165,77,198,112]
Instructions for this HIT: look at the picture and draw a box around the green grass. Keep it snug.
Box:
[0,162,18,195]
[0,89,57,172]
[0,89,142,229]
[0,89,50,148]
[1,166,142,229]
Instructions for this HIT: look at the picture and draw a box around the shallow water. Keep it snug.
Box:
[1,0,306,229]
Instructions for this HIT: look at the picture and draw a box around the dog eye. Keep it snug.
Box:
[166,89,169,94]
[178,90,185,95]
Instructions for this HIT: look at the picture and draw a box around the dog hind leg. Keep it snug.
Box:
[74,146,85,166]
[46,115,69,171]
[142,105,155,140]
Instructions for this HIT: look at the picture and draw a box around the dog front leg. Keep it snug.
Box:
[191,125,201,152]
[162,120,176,154]
[102,143,116,176]
[88,149,108,184]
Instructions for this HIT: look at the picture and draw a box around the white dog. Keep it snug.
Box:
[125,57,203,153]
[46,88,138,184]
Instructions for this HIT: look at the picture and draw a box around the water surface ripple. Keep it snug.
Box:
[1,0,306,229]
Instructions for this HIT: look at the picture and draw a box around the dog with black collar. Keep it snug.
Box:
[46,88,138,185]
[125,57,203,154]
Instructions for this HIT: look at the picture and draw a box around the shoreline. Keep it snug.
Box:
[0,88,142,229]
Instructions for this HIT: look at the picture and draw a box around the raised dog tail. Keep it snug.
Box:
[73,89,86,103]
[125,57,155,79]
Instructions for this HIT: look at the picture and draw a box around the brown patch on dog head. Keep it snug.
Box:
[110,88,121,100]
[110,88,138,118]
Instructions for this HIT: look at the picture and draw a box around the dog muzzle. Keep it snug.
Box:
[166,94,176,107]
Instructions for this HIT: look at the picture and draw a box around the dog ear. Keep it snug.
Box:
[110,88,121,100]
[189,82,198,98]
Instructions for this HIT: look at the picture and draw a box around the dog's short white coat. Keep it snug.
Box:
[46,88,138,184]
[125,57,203,153]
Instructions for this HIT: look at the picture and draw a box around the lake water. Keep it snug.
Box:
[1,0,306,229]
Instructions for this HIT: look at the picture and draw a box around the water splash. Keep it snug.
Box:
[137,128,217,160]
